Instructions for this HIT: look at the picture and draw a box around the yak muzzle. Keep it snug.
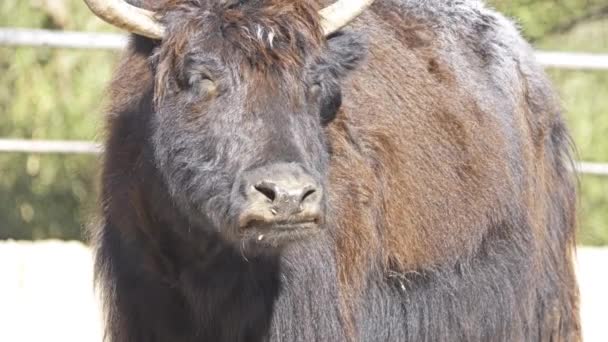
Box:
[237,163,323,244]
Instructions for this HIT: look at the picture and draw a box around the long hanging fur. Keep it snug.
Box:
[92,1,580,341]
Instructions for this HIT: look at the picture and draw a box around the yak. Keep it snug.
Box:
[86,0,581,341]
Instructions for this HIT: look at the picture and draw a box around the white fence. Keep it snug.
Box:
[0,28,127,50]
[1,28,607,176]
[0,139,101,154]
[1,138,604,176]
[2,28,608,70]
[535,52,608,70]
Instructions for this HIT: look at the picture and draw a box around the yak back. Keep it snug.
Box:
[324,0,579,339]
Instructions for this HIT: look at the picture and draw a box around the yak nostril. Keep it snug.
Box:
[254,182,277,201]
[301,187,317,202]
[238,165,324,229]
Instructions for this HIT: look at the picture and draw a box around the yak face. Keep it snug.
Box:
[150,0,365,252]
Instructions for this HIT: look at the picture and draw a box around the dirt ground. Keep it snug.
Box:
[0,240,605,341]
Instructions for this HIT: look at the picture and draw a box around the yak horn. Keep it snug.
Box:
[83,0,164,39]
[319,0,375,35]
[83,0,373,40]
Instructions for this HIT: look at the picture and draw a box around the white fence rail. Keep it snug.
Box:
[536,51,608,70]
[2,28,608,70]
[0,28,127,50]
[0,28,607,176]
[0,139,606,176]
[0,139,101,154]
[577,162,608,176]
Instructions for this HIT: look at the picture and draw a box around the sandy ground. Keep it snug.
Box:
[0,240,605,341]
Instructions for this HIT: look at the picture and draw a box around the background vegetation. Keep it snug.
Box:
[0,0,607,244]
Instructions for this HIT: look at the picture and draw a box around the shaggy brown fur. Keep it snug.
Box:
[328,3,580,339]
[93,0,580,341]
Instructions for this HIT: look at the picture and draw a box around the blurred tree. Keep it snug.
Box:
[490,0,608,244]
[0,0,117,240]
[491,0,608,41]
[0,0,607,244]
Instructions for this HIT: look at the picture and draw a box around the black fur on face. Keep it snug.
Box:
[149,0,366,248]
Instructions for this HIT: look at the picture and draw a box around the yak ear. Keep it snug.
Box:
[311,31,366,125]
[323,31,367,78]
[319,83,342,125]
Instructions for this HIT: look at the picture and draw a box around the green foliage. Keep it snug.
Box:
[0,0,607,244]
[491,0,608,41]
[540,22,608,245]
[0,0,117,240]
[557,65,608,245]
[485,3,608,245]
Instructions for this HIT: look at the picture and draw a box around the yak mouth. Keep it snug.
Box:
[239,220,321,247]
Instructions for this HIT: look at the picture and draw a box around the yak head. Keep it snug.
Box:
[89,0,370,253]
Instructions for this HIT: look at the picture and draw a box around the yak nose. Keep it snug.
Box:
[238,163,323,228]
[253,180,318,210]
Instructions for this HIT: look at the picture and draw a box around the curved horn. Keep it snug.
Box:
[83,0,164,39]
[83,0,371,40]
[319,0,375,36]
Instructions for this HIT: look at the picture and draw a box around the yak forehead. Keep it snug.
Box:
[158,0,324,70]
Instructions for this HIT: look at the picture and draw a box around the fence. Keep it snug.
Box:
[3,28,608,70]
[1,28,608,176]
